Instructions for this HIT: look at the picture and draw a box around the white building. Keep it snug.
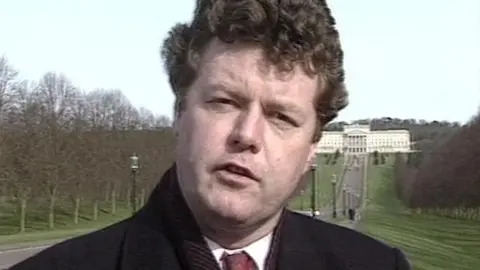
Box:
[316,124,412,154]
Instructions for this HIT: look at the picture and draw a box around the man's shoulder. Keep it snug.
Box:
[285,211,411,269]
[9,218,131,270]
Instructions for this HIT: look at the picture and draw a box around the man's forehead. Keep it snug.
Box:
[195,39,319,107]
[200,39,317,80]
[201,56,317,94]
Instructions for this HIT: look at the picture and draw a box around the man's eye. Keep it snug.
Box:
[270,112,299,127]
[206,98,239,110]
[212,98,235,105]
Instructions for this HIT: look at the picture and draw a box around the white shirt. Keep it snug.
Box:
[204,233,273,270]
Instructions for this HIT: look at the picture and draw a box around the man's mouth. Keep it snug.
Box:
[216,162,259,182]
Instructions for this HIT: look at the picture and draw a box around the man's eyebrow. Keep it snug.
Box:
[206,82,250,102]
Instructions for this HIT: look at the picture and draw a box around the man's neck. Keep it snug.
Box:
[197,210,283,250]
[176,171,284,249]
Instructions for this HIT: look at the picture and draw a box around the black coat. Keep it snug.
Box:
[10,166,411,270]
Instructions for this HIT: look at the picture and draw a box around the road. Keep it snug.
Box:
[0,244,51,269]
[336,154,366,227]
[342,154,365,209]
[296,155,366,223]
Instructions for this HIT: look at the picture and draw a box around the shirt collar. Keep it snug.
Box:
[205,233,273,270]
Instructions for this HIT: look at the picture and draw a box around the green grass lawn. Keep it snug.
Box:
[360,160,480,270]
[289,154,345,210]
[0,198,131,245]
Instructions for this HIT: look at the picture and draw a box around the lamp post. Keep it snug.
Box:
[346,187,351,210]
[130,153,139,215]
[310,161,317,218]
[331,174,337,218]
[342,185,347,216]
[299,190,305,210]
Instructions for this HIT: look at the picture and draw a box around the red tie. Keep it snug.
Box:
[221,251,257,270]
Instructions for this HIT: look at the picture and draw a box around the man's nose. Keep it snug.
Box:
[227,109,264,154]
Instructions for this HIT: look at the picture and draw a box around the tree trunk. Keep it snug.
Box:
[92,200,99,221]
[104,183,110,201]
[48,195,55,229]
[19,198,27,233]
[73,196,81,224]
[126,188,131,208]
[110,188,116,214]
[0,181,6,203]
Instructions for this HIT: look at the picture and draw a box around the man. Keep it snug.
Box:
[348,208,356,221]
[11,0,411,269]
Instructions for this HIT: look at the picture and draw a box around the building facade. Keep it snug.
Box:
[316,124,411,154]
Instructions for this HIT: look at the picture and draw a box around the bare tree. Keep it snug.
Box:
[2,80,43,232]
[35,72,78,229]
[0,56,19,202]
[0,57,178,233]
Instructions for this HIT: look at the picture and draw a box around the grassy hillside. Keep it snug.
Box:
[360,161,480,270]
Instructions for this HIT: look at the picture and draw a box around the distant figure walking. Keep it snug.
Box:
[348,208,356,221]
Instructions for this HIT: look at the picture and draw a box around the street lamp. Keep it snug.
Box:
[310,161,317,218]
[299,189,305,210]
[346,187,351,211]
[342,185,347,216]
[331,174,337,218]
[130,153,139,215]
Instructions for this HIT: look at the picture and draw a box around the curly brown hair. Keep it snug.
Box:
[161,0,348,142]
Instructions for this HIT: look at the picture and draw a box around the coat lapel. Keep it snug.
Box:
[120,165,222,270]
[276,212,349,270]
[160,166,222,270]
[118,167,186,270]
[119,218,183,270]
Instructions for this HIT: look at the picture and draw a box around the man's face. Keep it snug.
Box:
[175,39,319,226]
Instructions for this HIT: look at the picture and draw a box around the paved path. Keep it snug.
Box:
[336,155,367,229]
[343,155,365,207]
[0,238,72,269]
[0,244,52,269]
[296,155,367,228]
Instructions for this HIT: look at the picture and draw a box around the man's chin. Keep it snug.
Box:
[206,201,257,224]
